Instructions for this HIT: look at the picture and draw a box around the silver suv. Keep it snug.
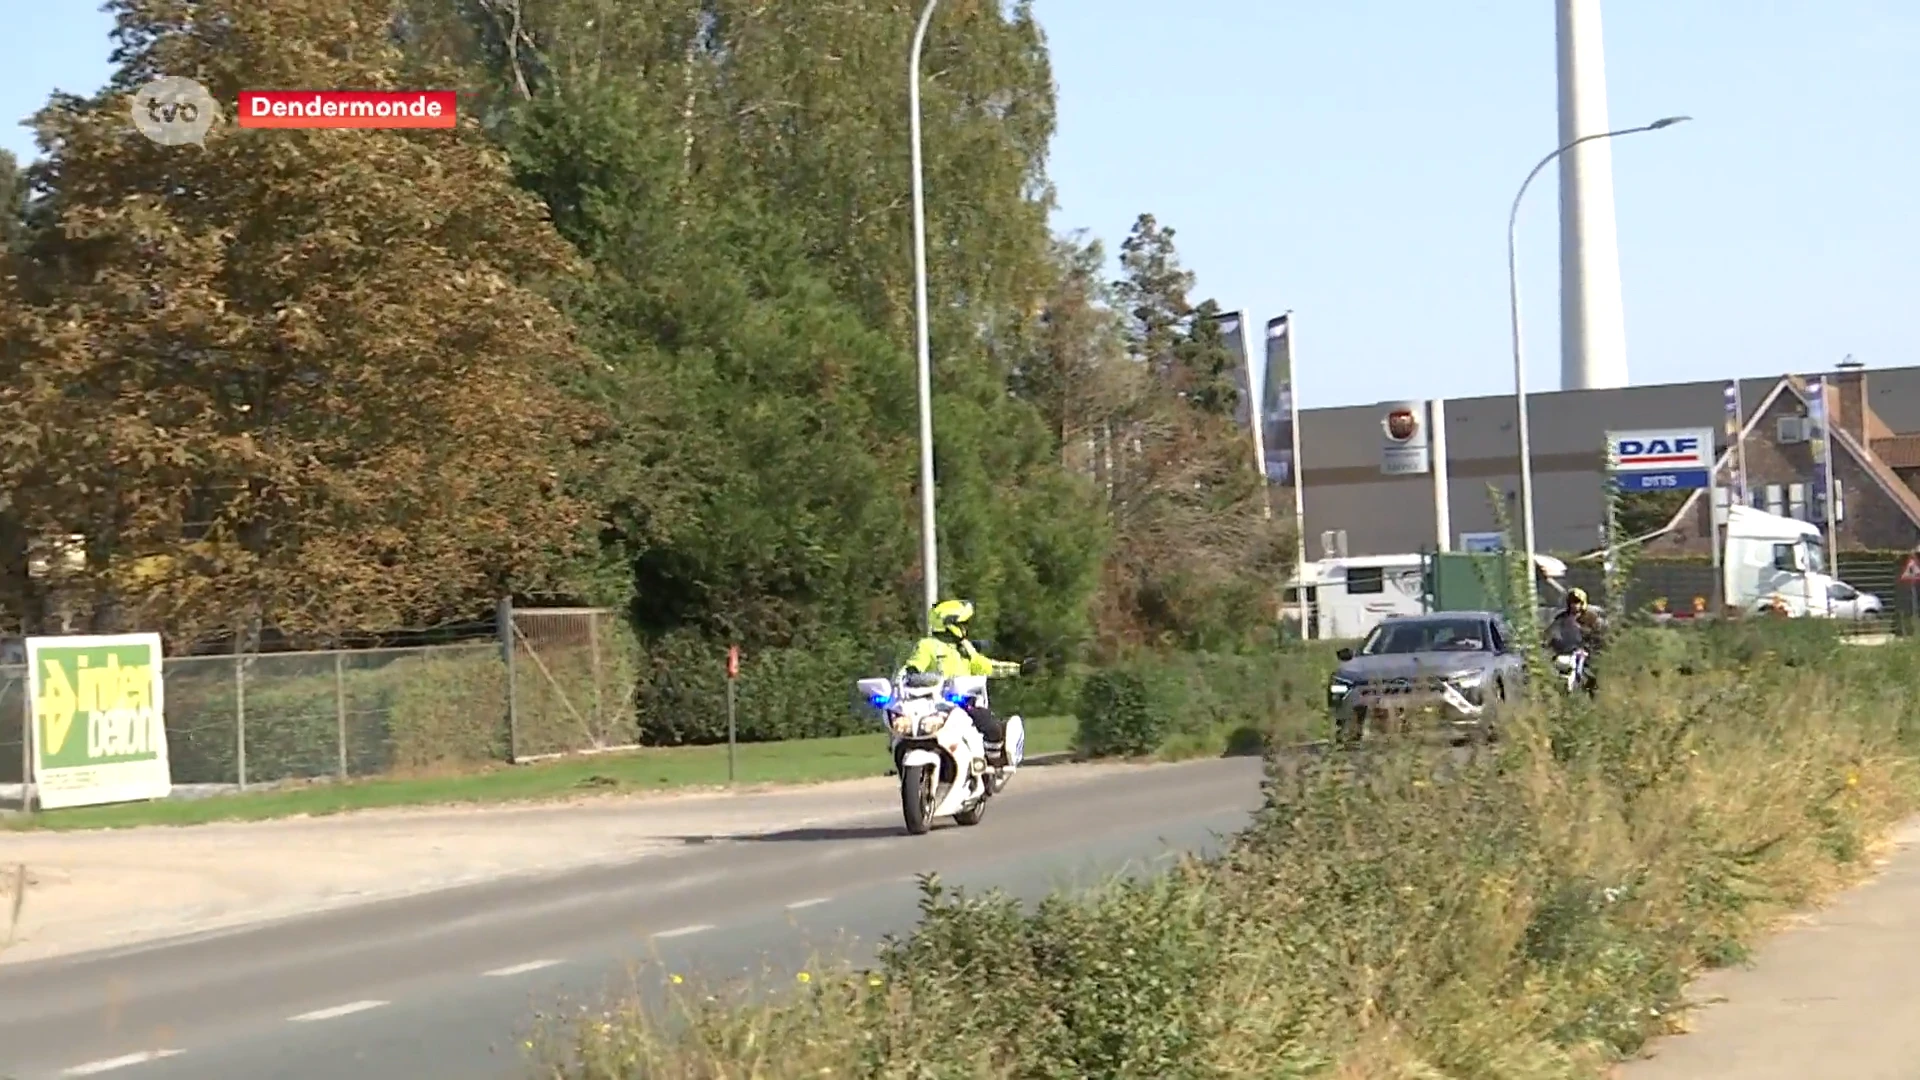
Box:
[1327,611,1526,745]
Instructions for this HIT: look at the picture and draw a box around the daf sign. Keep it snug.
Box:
[1605,427,1713,492]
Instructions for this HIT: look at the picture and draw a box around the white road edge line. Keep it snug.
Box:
[785,897,830,909]
[652,923,713,939]
[62,1050,185,1075]
[483,958,562,977]
[289,999,389,1022]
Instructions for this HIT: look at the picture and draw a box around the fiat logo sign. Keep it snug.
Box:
[1384,407,1419,443]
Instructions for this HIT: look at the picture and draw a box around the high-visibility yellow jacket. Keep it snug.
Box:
[902,635,1020,679]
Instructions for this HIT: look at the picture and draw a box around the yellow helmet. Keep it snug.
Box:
[929,598,975,638]
[1566,587,1588,606]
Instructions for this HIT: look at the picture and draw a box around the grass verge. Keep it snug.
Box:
[533,622,1920,1079]
[3,715,1076,831]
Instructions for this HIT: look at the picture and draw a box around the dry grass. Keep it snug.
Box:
[531,622,1920,1079]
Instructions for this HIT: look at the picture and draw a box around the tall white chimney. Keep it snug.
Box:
[1556,0,1630,391]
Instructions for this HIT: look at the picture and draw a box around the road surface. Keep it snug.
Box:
[0,757,1265,1080]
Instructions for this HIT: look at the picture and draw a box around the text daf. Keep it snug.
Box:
[1619,437,1699,457]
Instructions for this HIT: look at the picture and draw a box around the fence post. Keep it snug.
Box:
[588,612,603,737]
[20,669,32,813]
[726,645,740,784]
[497,596,519,763]
[334,651,348,780]
[234,653,248,790]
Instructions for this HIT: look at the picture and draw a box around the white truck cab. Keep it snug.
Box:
[1721,506,1836,617]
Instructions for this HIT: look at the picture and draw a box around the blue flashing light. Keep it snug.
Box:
[869,693,893,707]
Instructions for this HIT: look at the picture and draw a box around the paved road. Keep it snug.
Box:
[0,757,1265,1080]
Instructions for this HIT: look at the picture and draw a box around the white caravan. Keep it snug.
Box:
[1286,555,1426,640]
[1286,551,1574,640]
[1721,505,1838,617]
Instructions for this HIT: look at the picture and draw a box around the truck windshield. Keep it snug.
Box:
[1360,619,1489,655]
[1805,537,1827,574]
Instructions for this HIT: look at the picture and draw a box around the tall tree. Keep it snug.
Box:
[0,150,25,254]
[1114,213,1191,382]
[0,0,603,644]
[1093,214,1288,649]
[1012,230,1128,461]
[422,0,1107,658]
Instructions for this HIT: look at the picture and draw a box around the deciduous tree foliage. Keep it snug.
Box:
[0,0,601,644]
[1,0,1290,669]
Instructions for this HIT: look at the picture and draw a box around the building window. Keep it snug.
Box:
[1814,480,1845,523]
[1765,483,1785,516]
[1788,482,1807,520]
[1346,567,1385,595]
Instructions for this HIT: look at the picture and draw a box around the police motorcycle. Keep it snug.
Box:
[854,669,1027,835]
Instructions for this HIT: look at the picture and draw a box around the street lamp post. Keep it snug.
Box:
[1506,115,1689,620]
[909,0,942,616]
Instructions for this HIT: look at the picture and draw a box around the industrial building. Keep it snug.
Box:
[1295,360,1920,559]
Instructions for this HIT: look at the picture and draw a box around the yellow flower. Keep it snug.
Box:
[1847,772,1860,788]
[796,971,812,984]
[867,974,884,987]
[670,973,684,985]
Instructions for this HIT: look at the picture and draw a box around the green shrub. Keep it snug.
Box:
[1069,646,1343,761]
[632,631,898,746]
[1072,670,1160,758]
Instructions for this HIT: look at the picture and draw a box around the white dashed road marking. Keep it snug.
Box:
[289,999,389,1022]
[785,897,830,909]
[62,1050,184,1075]
[483,959,562,977]
[652,923,712,939]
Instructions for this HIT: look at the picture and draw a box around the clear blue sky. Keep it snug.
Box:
[6,2,1916,410]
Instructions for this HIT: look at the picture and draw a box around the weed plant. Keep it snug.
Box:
[534,621,1920,1079]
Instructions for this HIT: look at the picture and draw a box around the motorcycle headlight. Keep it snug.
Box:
[889,708,947,737]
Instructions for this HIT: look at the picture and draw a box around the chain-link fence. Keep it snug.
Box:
[1,663,24,795]
[507,607,637,761]
[0,607,637,793]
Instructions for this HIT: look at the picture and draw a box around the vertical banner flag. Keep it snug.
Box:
[1209,309,1268,492]
[28,632,170,810]
[1807,378,1828,509]
[1210,309,1257,433]
[1722,380,1746,506]
[1261,315,1297,492]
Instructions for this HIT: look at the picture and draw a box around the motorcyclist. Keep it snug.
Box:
[902,599,1023,763]
[1546,587,1605,693]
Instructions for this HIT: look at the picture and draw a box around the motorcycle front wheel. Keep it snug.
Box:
[954,795,987,826]
[901,763,936,835]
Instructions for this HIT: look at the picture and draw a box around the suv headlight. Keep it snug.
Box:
[1328,678,1351,699]
[1447,670,1486,689]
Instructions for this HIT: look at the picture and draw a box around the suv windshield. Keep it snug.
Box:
[1360,618,1490,655]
